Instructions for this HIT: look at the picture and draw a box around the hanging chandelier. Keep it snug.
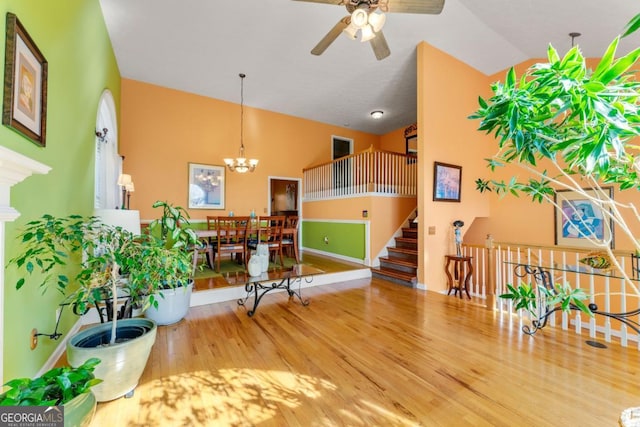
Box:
[224,73,258,173]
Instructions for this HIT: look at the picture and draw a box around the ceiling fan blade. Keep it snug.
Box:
[291,0,344,5]
[370,30,390,60]
[380,0,444,14]
[311,17,349,56]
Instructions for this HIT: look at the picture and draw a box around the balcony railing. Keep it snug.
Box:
[461,240,640,348]
[303,147,417,200]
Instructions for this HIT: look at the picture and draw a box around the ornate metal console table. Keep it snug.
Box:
[225,264,323,317]
[505,262,640,336]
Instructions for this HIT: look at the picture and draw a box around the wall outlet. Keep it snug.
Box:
[428,226,436,235]
[323,236,329,244]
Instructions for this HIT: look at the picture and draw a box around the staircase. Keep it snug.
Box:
[371,218,417,287]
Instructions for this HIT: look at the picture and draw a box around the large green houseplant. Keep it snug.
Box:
[142,201,198,325]
[470,15,640,315]
[5,202,194,401]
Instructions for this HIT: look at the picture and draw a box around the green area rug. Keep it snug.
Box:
[194,257,298,279]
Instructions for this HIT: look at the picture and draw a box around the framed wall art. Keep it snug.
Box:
[188,163,225,209]
[554,187,614,249]
[433,161,462,202]
[2,13,48,147]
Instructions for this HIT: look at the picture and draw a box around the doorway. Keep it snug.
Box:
[269,177,300,219]
[332,136,353,189]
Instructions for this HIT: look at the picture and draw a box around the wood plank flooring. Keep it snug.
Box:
[87,277,639,426]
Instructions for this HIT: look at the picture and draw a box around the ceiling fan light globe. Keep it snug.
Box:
[343,23,358,40]
[351,9,368,28]
[361,25,375,42]
[368,11,386,32]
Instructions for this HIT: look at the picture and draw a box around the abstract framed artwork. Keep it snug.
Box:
[188,163,225,209]
[433,161,462,202]
[2,13,48,147]
[554,187,614,249]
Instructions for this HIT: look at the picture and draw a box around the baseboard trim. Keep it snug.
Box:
[301,247,367,266]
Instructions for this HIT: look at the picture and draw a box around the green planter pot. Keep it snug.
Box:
[67,318,157,402]
[64,391,96,427]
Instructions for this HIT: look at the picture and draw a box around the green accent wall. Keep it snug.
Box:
[302,221,366,260]
[1,1,120,380]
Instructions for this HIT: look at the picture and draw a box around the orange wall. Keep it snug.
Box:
[120,79,381,220]
[380,125,414,153]
[417,42,495,292]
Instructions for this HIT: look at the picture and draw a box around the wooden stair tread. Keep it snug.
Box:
[380,257,417,268]
[371,267,416,282]
[395,237,417,243]
[388,247,418,255]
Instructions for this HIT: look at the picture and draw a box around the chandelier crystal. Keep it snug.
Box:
[224,73,258,173]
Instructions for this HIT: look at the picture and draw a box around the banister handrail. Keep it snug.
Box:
[302,146,414,172]
[484,241,635,257]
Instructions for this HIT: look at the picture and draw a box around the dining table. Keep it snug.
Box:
[194,224,300,263]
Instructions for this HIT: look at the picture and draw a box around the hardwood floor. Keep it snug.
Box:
[88,277,638,426]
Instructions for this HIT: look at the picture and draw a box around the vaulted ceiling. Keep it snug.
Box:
[99,0,640,135]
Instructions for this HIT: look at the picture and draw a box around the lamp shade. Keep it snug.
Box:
[361,25,375,42]
[94,209,141,235]
[351,8,368,28]
[343,23,358,40]
[368,11,386,32]
[117,174,132,186]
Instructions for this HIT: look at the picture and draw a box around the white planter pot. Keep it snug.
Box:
[144,281,193,326]
[67,318,157,402]
[248,255,262,277]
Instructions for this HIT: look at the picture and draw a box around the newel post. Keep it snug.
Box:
[485,234,496,310]
[367,145,375,193]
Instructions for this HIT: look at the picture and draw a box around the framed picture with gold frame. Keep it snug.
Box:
[2,13,48,147]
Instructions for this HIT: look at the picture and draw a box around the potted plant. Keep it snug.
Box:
[7,214,157,402]
[141,201,199,325]
[0,358,101,427]
[469,15,640,313]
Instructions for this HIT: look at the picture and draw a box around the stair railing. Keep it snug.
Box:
[303,146,417,200]
[461,239,640,348]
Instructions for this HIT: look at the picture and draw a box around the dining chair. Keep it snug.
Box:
[214,216,250,273]
[191,238,212,275]
[247,216,285,267]
[206,216,218,230]
[281,216,299,263]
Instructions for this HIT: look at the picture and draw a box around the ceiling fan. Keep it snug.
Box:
[293,0,445,60]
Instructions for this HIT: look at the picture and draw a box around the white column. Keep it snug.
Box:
[0,145,51,383]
